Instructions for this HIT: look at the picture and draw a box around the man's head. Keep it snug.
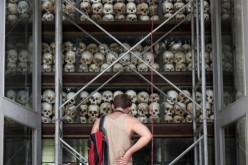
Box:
[112,94,132,109]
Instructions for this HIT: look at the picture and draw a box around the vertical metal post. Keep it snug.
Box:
[199,0,208,164]
[55,0,63,165]
[191,1,198,164]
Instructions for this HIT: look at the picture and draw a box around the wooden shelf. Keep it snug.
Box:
[41,123,214,138]
[40,72,213,87]
[41,20,211,35]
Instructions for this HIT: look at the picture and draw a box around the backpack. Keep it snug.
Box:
[88,116,108,165]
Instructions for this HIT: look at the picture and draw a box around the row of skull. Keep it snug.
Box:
[40,88,214,106]
[41,100,215,124]
[6,0,32,23]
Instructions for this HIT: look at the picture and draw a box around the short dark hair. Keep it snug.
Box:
[113,94,132,109]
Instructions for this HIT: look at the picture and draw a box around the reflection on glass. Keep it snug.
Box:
[224,116,247,165]
[221,0,245,107]
[4,0,33,108]
[4,117,32,164]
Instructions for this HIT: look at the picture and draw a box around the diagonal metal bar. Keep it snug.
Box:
[61,0,197,107]
[60,138,88,164]
[168,136,204,165]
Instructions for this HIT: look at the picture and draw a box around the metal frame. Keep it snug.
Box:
[54,0,209,164]
[213,0,248,164]
[0,0,42,164]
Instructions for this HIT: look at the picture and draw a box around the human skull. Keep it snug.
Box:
[93,52,105,66]
[88,63,99,72]
[80,104,88,116]
[162,1,173,14]
[173,1,185,13]
[109,43,120,53]
[143,52,153,65]
[7,2,18,15]
[79,64,89,72]
[223,91,232,106]
[164,114,173,123]
[98,44,109,55]
[64,2,77,20]
[115,14,125,21]
[17,0,30,15]
[63,116,75,124]
[80,91,89,104]
[89,91,102,105]
[16,90,29,105]
[88,104,100,118]
[65,105,77,118]
[6,62,17,73]
[185,52,192,64]
[66,92,77,106]
[175,63,187,71]
[42,12,55,21]
[119,52,131,65]
[131,51,142,65]
[130,103,138,116]
[126,2,137,14]
[137,63,148,72]
[137,2,149,16]
[186,102,201,115]
[42,0,55,13]
[114,2,126,15]
[106,51,118,64]
[137,102,149,116]
[100,102,112,115]
[43,52,54,65]
[178,89,191,104]
[102,90,113,102]
[80,116,88,123]
[103,3,114,14]
[6,14,18,23]
[206,89,214,104]
[87,43,99,54]
[42,64,52,72]
[125,63,136,72]
[92,3,103,15]
[163,101,174,115]
[149,93,160,103]
[149,4,158,15]
[80,51,93,65]
[125,90,137,103]
[138,115,149,123]
[173,115,185,123]
[17,62,28,72]
[163,63,175,71]
[103,14,114,21]
[163,51,174,64]
[149,102,160,116]
[64,63,75,72]
[196,91,202,103]
[113,63,124,72]
[173,102,186,116]
[126,14,137,21]
[78,42,87,53]
[42,89,55,104]
[182,43,191,52]
[100,63,112,72]
[80,1,92,14]
[6,89,16,101]
[175,13,186,21]
[174,51,185,64]
[41,116,52,123]
[18,49,29,63]
[65,50,76,64]
[113,90,124,97]
[7,49,18,63]
[137,91,149,103]
[166,89,178,104]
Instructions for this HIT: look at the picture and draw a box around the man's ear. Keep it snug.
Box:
[111,104,115,109]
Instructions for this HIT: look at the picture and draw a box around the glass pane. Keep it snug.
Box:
[224,116,247,165]
[5,0,33,108]
[221,0,245,107]
[4,117,33,164]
